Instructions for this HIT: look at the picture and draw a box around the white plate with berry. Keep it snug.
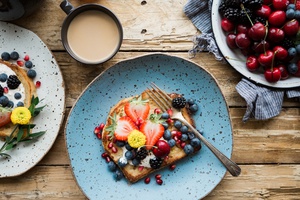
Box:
[65,53,233,199]
[212,0,300,88]
[0,22,65,177]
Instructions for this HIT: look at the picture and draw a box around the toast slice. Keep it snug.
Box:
[0,59,36,137]
[102,89,200,183]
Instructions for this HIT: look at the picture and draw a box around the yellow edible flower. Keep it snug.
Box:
[127,130,146,148]
[10,107,32,125]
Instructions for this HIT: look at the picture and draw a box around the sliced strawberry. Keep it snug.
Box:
[114,116,138,141]
[0,107,12,127]
[124,95,150,125]
[140,114,165,150]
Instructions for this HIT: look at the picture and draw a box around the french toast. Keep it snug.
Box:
[102,89,201,183]
[0,59,36,137]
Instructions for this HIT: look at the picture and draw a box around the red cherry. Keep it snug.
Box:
[278,64,289,80]
[235,33,251,49]
[255,5,271,18]
[258,50,274,67]
[221,18,235,32]
[268,11,286,26]
[273,46,288,60]
[236,24,249,34]
[272,0,288,10]
[246,55,260,72]
[264,67,281,82]
[252,40,270,54]
[248,22,267,41]
[267,27,285,43]
[152,140,170,158]
[226,33,238,49]
[283,19,299,36]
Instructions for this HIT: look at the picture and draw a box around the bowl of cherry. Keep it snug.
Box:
[211,0,300,88]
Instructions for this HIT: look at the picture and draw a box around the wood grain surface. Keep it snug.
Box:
[1,0,300,199]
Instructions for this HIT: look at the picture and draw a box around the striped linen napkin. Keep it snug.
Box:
[184,0,300,121]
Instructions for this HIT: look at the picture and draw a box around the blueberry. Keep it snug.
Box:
[190,138,201,147]
[132,158,140,166]
[287,4,296,10]
[189,104,199,113]
[115,140,126,147]
[10,51,19,60]
[27,69,37,78]
[174,120,182,129]
[17,101,24,107]
[161,112,170,119]
[168,138,176,147]
[187,98,195,105]
[118,157,128,168]
[183,144,194,155]
[296,44,300,54]
[25,60,33,68]
[187,131,195,139]
[113,169,124,181]
[295,10,300,20]
[6,101,14,108]
[181,133,188,141]
[107,161,117,172]
[161,121,169,129]
[288,63,298,74]
[0,96,9,107]
[1,52,10,61]
[0,73,7,82]
[286,8,295,19]
[125,151,134,160]
[163,129,172,140]
[180,125,188,133]
[288,47,297,57]
[14,92,22,100]
[125,143,133,151]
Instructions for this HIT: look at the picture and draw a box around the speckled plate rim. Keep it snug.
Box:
[211,0,300,89]
[64,53,233,199]
[0,21,66,177]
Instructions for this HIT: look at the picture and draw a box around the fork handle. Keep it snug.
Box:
[181,120,241,177]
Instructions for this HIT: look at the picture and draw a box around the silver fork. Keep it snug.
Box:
[147,83,241,177]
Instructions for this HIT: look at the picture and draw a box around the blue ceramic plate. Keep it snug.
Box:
[65,54,232,199]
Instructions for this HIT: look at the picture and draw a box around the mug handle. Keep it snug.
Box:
[60,0,74,14]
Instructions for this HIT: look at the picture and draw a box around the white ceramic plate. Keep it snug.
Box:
[211,0,300,88]
[0,22,65,177]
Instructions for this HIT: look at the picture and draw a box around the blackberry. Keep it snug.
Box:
[0,85,3,96]
[149,157,163,169]
[252,16,267,25]
[223,8,240,22]
[224,0,241,8]
[7,75,21,89]
[282,37,295,49]
[239,7,253,24]
[218,1,227,17]
[172,97,186,109]
[240,0,263,9]
[135,147,148,160]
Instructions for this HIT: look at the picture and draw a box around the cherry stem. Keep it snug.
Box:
[240,4,253,26]
[271,50,279,72]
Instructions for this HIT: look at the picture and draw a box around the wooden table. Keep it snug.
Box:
[1,0,300,199]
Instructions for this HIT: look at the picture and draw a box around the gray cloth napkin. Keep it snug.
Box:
[184,0,300,121]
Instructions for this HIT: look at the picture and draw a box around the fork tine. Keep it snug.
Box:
[151,82,172,103]
[146,88,169,112]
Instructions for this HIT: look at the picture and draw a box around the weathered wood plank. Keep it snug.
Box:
[13,0,198,51]
[0,165,299,199]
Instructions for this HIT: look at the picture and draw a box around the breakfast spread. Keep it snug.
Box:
[0,51,38,138]
[100,89,201,183]
[219,0,300,83]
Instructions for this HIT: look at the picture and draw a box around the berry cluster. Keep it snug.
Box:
[219,0,300,83]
